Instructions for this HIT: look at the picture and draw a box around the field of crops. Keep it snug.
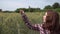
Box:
[0,12,60,34]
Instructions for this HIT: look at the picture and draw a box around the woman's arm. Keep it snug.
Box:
[20,10,39,31]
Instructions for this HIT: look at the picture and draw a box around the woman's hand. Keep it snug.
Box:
[20,10,25,14]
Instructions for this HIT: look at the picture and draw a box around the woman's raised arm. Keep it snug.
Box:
[20,10,39,31]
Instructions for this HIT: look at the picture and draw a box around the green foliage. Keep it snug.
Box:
[0,12,60,34]
[52,2,60,9]
[29,8,40,12]
[15,8,28,13]
[1,10,15,13]
[44,2,60,10]
[44,5,53,9]
[15,8,40,13]
[0,12,45,34]
[0,9,2,12]
[54,8,60,12]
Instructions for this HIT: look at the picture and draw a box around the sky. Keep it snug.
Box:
[0,0,60,11]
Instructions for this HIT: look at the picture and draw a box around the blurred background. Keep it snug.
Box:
[0,0,60,34]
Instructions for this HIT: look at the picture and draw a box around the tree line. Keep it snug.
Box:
[0,2,60,13]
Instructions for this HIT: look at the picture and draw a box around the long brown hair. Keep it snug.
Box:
[42,10,60,31]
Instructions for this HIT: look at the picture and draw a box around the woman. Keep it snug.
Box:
[20,10,60,34]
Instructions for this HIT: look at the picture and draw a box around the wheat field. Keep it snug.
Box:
[0,12,60,34]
